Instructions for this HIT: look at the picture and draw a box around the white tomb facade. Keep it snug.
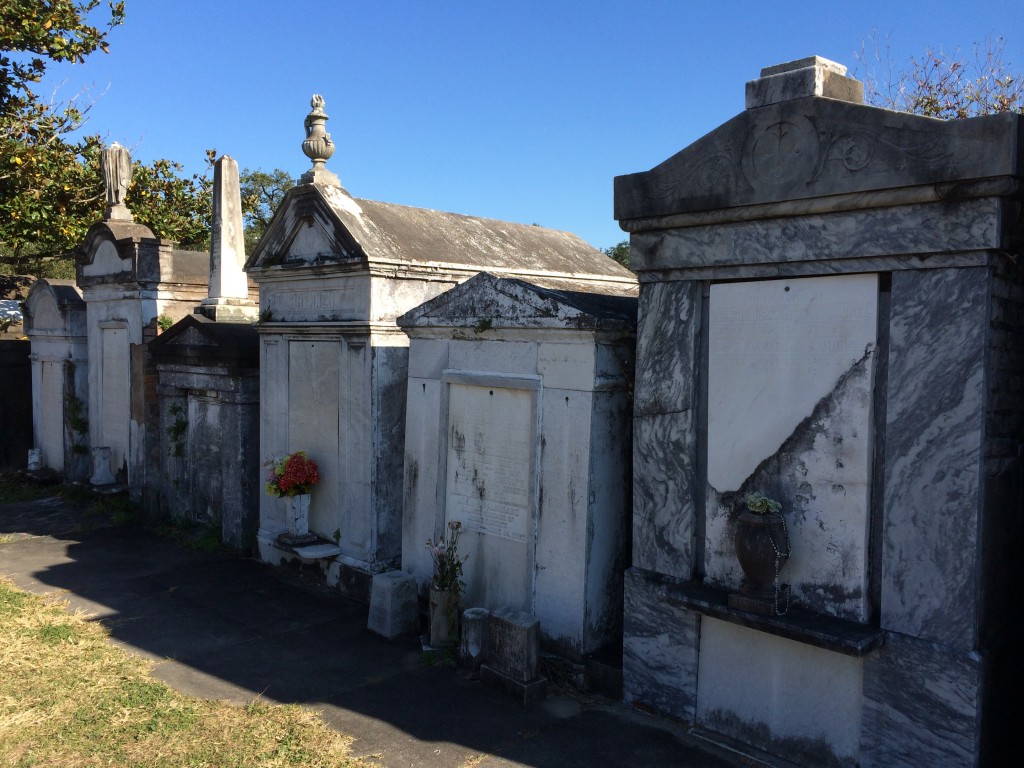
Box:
[399,273,636,656]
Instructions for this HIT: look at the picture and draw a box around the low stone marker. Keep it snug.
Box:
[459,607,489,671]
[480,607,546,703]
[367,571,419,640]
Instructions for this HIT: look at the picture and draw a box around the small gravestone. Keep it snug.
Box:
[90,446,116,486]
[367,571,419,640]
[480,607,546,703]
[460,607,489,671]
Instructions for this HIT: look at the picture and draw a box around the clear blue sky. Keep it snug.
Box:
[36,0,1024,251]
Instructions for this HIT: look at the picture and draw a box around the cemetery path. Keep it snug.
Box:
[0,496,768,768]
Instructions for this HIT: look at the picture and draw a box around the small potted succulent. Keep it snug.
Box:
[731,492,791,615]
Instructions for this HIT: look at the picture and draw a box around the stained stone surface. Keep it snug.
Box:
[399,273,634,655]
[622,568,699,723]
[629,197,1004,276]
[882,267,987,647]
[861,632,981,767]
[697,617,863,768]
[631,280,702,580]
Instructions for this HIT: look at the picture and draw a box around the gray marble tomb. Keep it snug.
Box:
[246,96,635,598]
[615,55,1023,767]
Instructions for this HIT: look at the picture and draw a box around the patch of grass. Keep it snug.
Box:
[0,578,364,767]
[0,475,52,504]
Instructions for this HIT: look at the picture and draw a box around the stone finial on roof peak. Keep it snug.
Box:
[746,56,864,109]
[300,93,341,187]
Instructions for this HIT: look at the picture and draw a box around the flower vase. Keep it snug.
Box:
[429,586,458,647]
[286,493,311,537]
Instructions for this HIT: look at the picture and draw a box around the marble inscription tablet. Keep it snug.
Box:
[705,274,878,621]
[446,384,533,543]
[708,274,877,492]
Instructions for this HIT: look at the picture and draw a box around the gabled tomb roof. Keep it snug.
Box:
[398,271,637,332]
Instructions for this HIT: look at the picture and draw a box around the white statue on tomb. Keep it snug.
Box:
[100,142,132,208]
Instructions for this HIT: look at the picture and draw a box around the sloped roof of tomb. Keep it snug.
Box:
[149,313,258,363]
[24,279,85,335]
[615,57,1024,224]
[397,271,637,332]
[76,220,157,265]
[246,183,636,286]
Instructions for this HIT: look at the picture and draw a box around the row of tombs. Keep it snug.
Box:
[20,58,1022,767]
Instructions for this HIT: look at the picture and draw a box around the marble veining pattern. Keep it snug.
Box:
[861,632,981,767]
[882,267,987,646]
[633,280,701,417]
[622,568,698,723]
[633,410,697,579]
[632,198,1000,274]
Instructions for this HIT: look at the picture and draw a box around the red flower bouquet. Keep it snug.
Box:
[265,451,321,497]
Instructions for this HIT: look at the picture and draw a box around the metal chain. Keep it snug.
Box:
[765,512,791,616]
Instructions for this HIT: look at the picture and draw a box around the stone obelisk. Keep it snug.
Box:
[198,155,257,321]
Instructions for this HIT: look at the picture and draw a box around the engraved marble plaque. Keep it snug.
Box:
[445,382,536,612]
[446,384,533,543]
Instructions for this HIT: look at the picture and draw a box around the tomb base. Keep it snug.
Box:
[479,664,548,705]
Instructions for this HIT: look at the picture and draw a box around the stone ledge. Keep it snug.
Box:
[638,569,883,657]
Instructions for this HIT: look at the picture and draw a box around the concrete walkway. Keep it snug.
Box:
[0,494,770,768]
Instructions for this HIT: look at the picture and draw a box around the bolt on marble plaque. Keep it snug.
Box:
[705,274,878,621]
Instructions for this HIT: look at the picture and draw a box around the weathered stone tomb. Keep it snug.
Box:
[399,272,636,657]
[74,143,209,495]
[616,56,1023,767]
[246,96,635,596]
[146,154,261,549]
[24,279,89,480]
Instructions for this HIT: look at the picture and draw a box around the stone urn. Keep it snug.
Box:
[729,493,790,616]
[735,510,789,599]
[429,586,458,647]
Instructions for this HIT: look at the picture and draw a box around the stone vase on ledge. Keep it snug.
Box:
[429,586,458,647]
[286,493,311,537]
[730,510,790,616]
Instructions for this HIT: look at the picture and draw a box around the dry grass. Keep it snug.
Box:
[0,578,367,768]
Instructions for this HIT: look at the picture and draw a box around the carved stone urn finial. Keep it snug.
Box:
[300,94,340,186]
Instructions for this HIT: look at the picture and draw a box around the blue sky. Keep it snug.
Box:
[35,0,1024,251]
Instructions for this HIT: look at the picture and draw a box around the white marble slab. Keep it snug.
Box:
[708,274,878,492]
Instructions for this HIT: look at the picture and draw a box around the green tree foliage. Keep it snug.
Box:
[861,36,1024,118]
[0,1,212,275]
[240,167,293,253]
[604,239,630,269]
[0,1,125,274]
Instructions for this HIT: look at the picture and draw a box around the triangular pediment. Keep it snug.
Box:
[398,272,636,332]
[615,96,1021,221]
[149,313,258,361]
[165,325,216,347]
[245,184,367,269]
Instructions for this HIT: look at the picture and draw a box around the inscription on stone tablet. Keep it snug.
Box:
[446,384,533,543]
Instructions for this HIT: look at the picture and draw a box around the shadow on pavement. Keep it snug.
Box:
[0,496,762,768]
